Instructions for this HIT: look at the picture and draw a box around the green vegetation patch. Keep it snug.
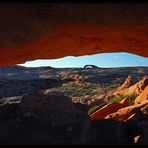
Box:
[0,96,22,106]
[128,93,138,105]
[99,83,120,89]
[87,96,124,115]
[87,93,138,115]
[106,96,126,104]
[63,83,101,98]
[88,102,106,115]
[63,82,120,98]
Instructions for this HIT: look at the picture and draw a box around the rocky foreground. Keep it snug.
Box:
[0,66,148,144]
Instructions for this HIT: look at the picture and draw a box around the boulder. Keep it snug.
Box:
[134,85,148,104]
[105,100,148,121]
[119,97,129,107]
[0,93,88,144]
[90,102,124,120]
[19,94,77,126]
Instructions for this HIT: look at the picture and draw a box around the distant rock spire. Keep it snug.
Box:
[116,75,132,92]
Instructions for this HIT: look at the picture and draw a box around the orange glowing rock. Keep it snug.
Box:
[90,102,123,120]
[134,85,148,104]
[0,4,147,66]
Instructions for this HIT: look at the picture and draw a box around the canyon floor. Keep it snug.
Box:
[0,66,148,144]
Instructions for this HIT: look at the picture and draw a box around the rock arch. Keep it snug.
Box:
[84,65,98,69]
[0,3,147,66]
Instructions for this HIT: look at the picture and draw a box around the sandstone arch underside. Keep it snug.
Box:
[0,3,148,66]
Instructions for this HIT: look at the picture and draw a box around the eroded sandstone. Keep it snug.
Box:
[0,4,148,66]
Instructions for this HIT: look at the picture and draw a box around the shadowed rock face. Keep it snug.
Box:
[0,3,148,66]
[0,93,90,144]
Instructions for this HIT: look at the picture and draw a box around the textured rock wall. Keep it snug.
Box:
[0,3,148,66]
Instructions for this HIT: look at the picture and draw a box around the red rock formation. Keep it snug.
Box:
[119,97,129,107]
[89,97,129,121]
[134,85,148,104]
[0,4,148,66]
[74,75,88,84]
[141,104,148,115]
[90,76,148,121]
[90,102,124,120]
[116,75,132,92]
[114,76,148,97]
[105,100,148,121]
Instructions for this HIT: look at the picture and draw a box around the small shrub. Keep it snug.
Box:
[63,83,101,98]
[88,105,100,115]
[87,93,139,115]
[106,96,125,104]
[99,83,120,89]
[128,93,138,105]
[88,102,106,115]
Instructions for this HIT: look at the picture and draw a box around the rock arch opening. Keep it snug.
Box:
[0,3,148,145]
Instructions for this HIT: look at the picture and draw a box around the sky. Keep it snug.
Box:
[18,52,148,68]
